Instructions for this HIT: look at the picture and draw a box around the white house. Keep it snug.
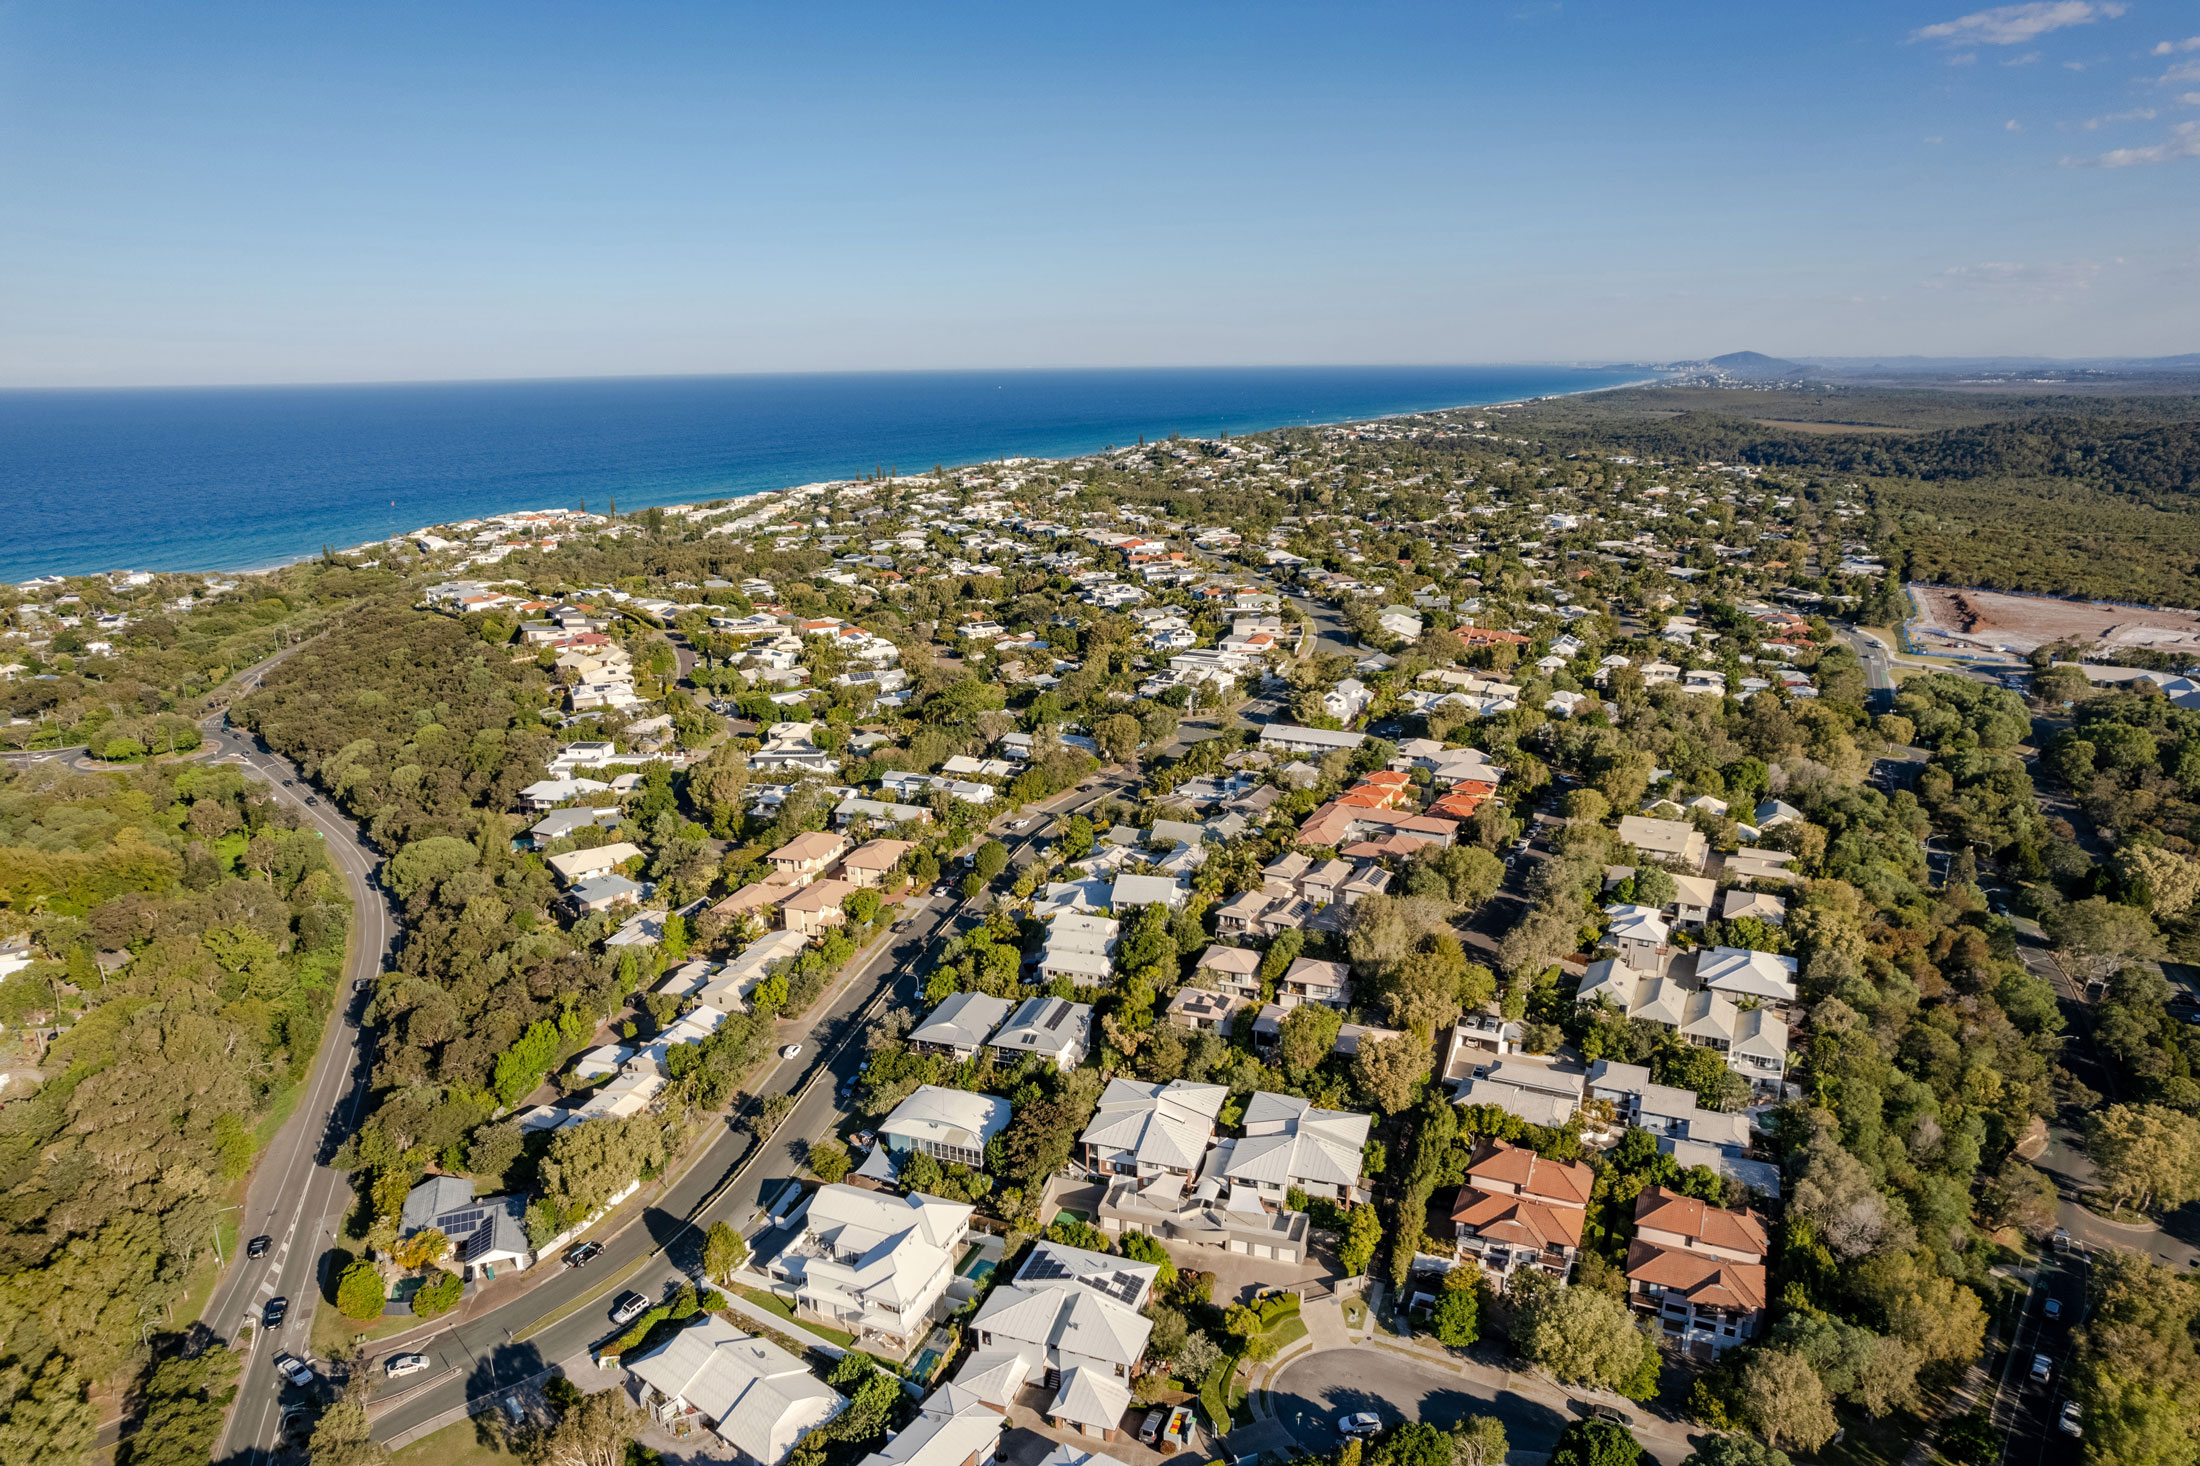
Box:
[1079,1079,1227,1184]
[987,995,1094,1070]
[760,1185,971,1346]
[626,1317,847,1466]
[1213,1092,1370,1208]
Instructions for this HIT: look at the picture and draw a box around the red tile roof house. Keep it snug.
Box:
[1449,1139,1594,1292]
[1624,1186,1770,1359]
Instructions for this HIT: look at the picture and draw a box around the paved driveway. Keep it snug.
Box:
[1267,1345,1696,1466]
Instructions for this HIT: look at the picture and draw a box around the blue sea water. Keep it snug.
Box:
[0,365,1649,581]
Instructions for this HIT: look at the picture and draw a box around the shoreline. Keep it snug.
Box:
[14,370,1667,585]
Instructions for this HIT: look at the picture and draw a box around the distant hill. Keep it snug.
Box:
[1707,351,1807,380]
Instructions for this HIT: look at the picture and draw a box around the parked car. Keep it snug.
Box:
[262,1296,287,1331]
[1337,1414,1382,1439]
[609,1291,650,1326]
[2031,1353,2053,1384]
[2052,1227,2072,1252]
[273,1353,314,1388]
[780,1043,802,1060]
[246,1235,272,1259]
[2060,1401,2084,1438]
[384,1354,430,1379]
[1140,1408,1168,1445]
[2044,1297,2063,1321]
[563,1241,603,1269]
[1589,1405,1632,1427]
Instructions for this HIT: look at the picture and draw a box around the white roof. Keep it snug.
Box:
[881,1085,1011,1154]
[1224,1092,1370,1191]
[546,841,645,884]
[989,996,1094,1059]
[625,1316,845,1466]
[855,1386,1005,1466]
[1109,873,1184,908]
[1079,1079,1227,1172]
[1694,946,1799,1003]
[1050,1366,1133,1432]
[911,992,1016,1050]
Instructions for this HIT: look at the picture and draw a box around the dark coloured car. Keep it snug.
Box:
[247,1235,272,1259]
[304,796,319,806]
[564,1241,603,1269]
[263,1296,288,1331]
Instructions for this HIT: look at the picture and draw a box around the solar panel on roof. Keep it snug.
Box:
[435,1208,487,1234]
[1106,1271,1144,1301]
[1021,1251,1072,1282]
[1043,1000,1071,1030]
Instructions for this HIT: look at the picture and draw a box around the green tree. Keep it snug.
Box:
[703,1220,749,1282]
[1512,1279,1660,1399]
[1548,1419,1643,1466]
[335,1259,387,1321]
[1431,1283,1480,1347]
[1339,1203,1383,1276]
[524,1384,643,1466]
[1372,1422,1453,1466]
[808,1138,853,1184]
[1451,1416,1508,1466]
[1739,1348,1839,1454]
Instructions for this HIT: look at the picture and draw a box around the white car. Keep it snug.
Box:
[384,1353,430,1378]
[2060,1400,2083,1438]
[1338,1413,1382,1439]
[273,1353,313,1388]
[2031,1353,2053,1384]
[781,1044,802,1060]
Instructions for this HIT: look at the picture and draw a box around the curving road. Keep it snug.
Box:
[199,714,396,1463]
[1268,1345,1693,1465]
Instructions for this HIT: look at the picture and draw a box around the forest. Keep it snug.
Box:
[0,760,350,1459]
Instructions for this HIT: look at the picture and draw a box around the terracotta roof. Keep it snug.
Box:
[1625,1239,1767,1312]
[1631,1186,1769,1256]
[1464,1139,1594,1208]
[1450,1189,1586,1250]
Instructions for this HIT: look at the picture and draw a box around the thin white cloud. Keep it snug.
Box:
[1913,2,2125,47]
[2153,36,2200,54]
[2005,49,2043,64]
[1932,259,2108,297]
[2006,118,2024,130]
[2161,60,2200,84]
[2079,107,2158,128]
[2074,120,2200,165]
[2183,92,2200,105]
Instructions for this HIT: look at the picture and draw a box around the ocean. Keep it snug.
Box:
[0,365,1649,581]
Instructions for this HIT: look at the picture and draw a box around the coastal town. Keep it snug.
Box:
[1,398,2193,1466]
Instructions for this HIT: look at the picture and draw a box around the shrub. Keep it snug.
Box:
[411,1270,463,1318]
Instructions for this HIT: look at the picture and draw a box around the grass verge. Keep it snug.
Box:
[732,1285,858,1347]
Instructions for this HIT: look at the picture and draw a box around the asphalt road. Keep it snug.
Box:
[198,718,395,1464]
[365,771,1134,1444]
[1837,626,1897,712]
[1268,1347,1692,1466]
[1994,1252,2088,1466]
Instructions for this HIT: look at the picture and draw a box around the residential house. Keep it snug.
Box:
[1214,1092,1370,1207]
[988,995,1094,1071]
[1165,987,1246,1033]
[1693,946,1799,1006]
[524,807,621,848]
[1257,724,1367,757]
[841,839,915,889]
[767,831,850,885]
[1719,889,1788,926]
[1079,1079,1227,1185]
[759,1185,971,1347]
[1109,873,1185,910]
[568,873,644,914]
[398,1176,533,1279]
[1277,957,1351,1010]
[1455,1061,1587,1129]
[1616,816,1709,874]
[878,1085,1010,1170]
[970,1241,1154,1441]
[854,1384,1005,1466]
[1193,945,1263,1005]
[1625,1187,1770,1358]
[546,841,645,886]
[1448,1139,1594,1292]
[776,879,852,937]
[910,993,1017,1062]
[626,1318,847,1466]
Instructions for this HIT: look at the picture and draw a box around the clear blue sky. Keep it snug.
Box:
[1,0,2194,386]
